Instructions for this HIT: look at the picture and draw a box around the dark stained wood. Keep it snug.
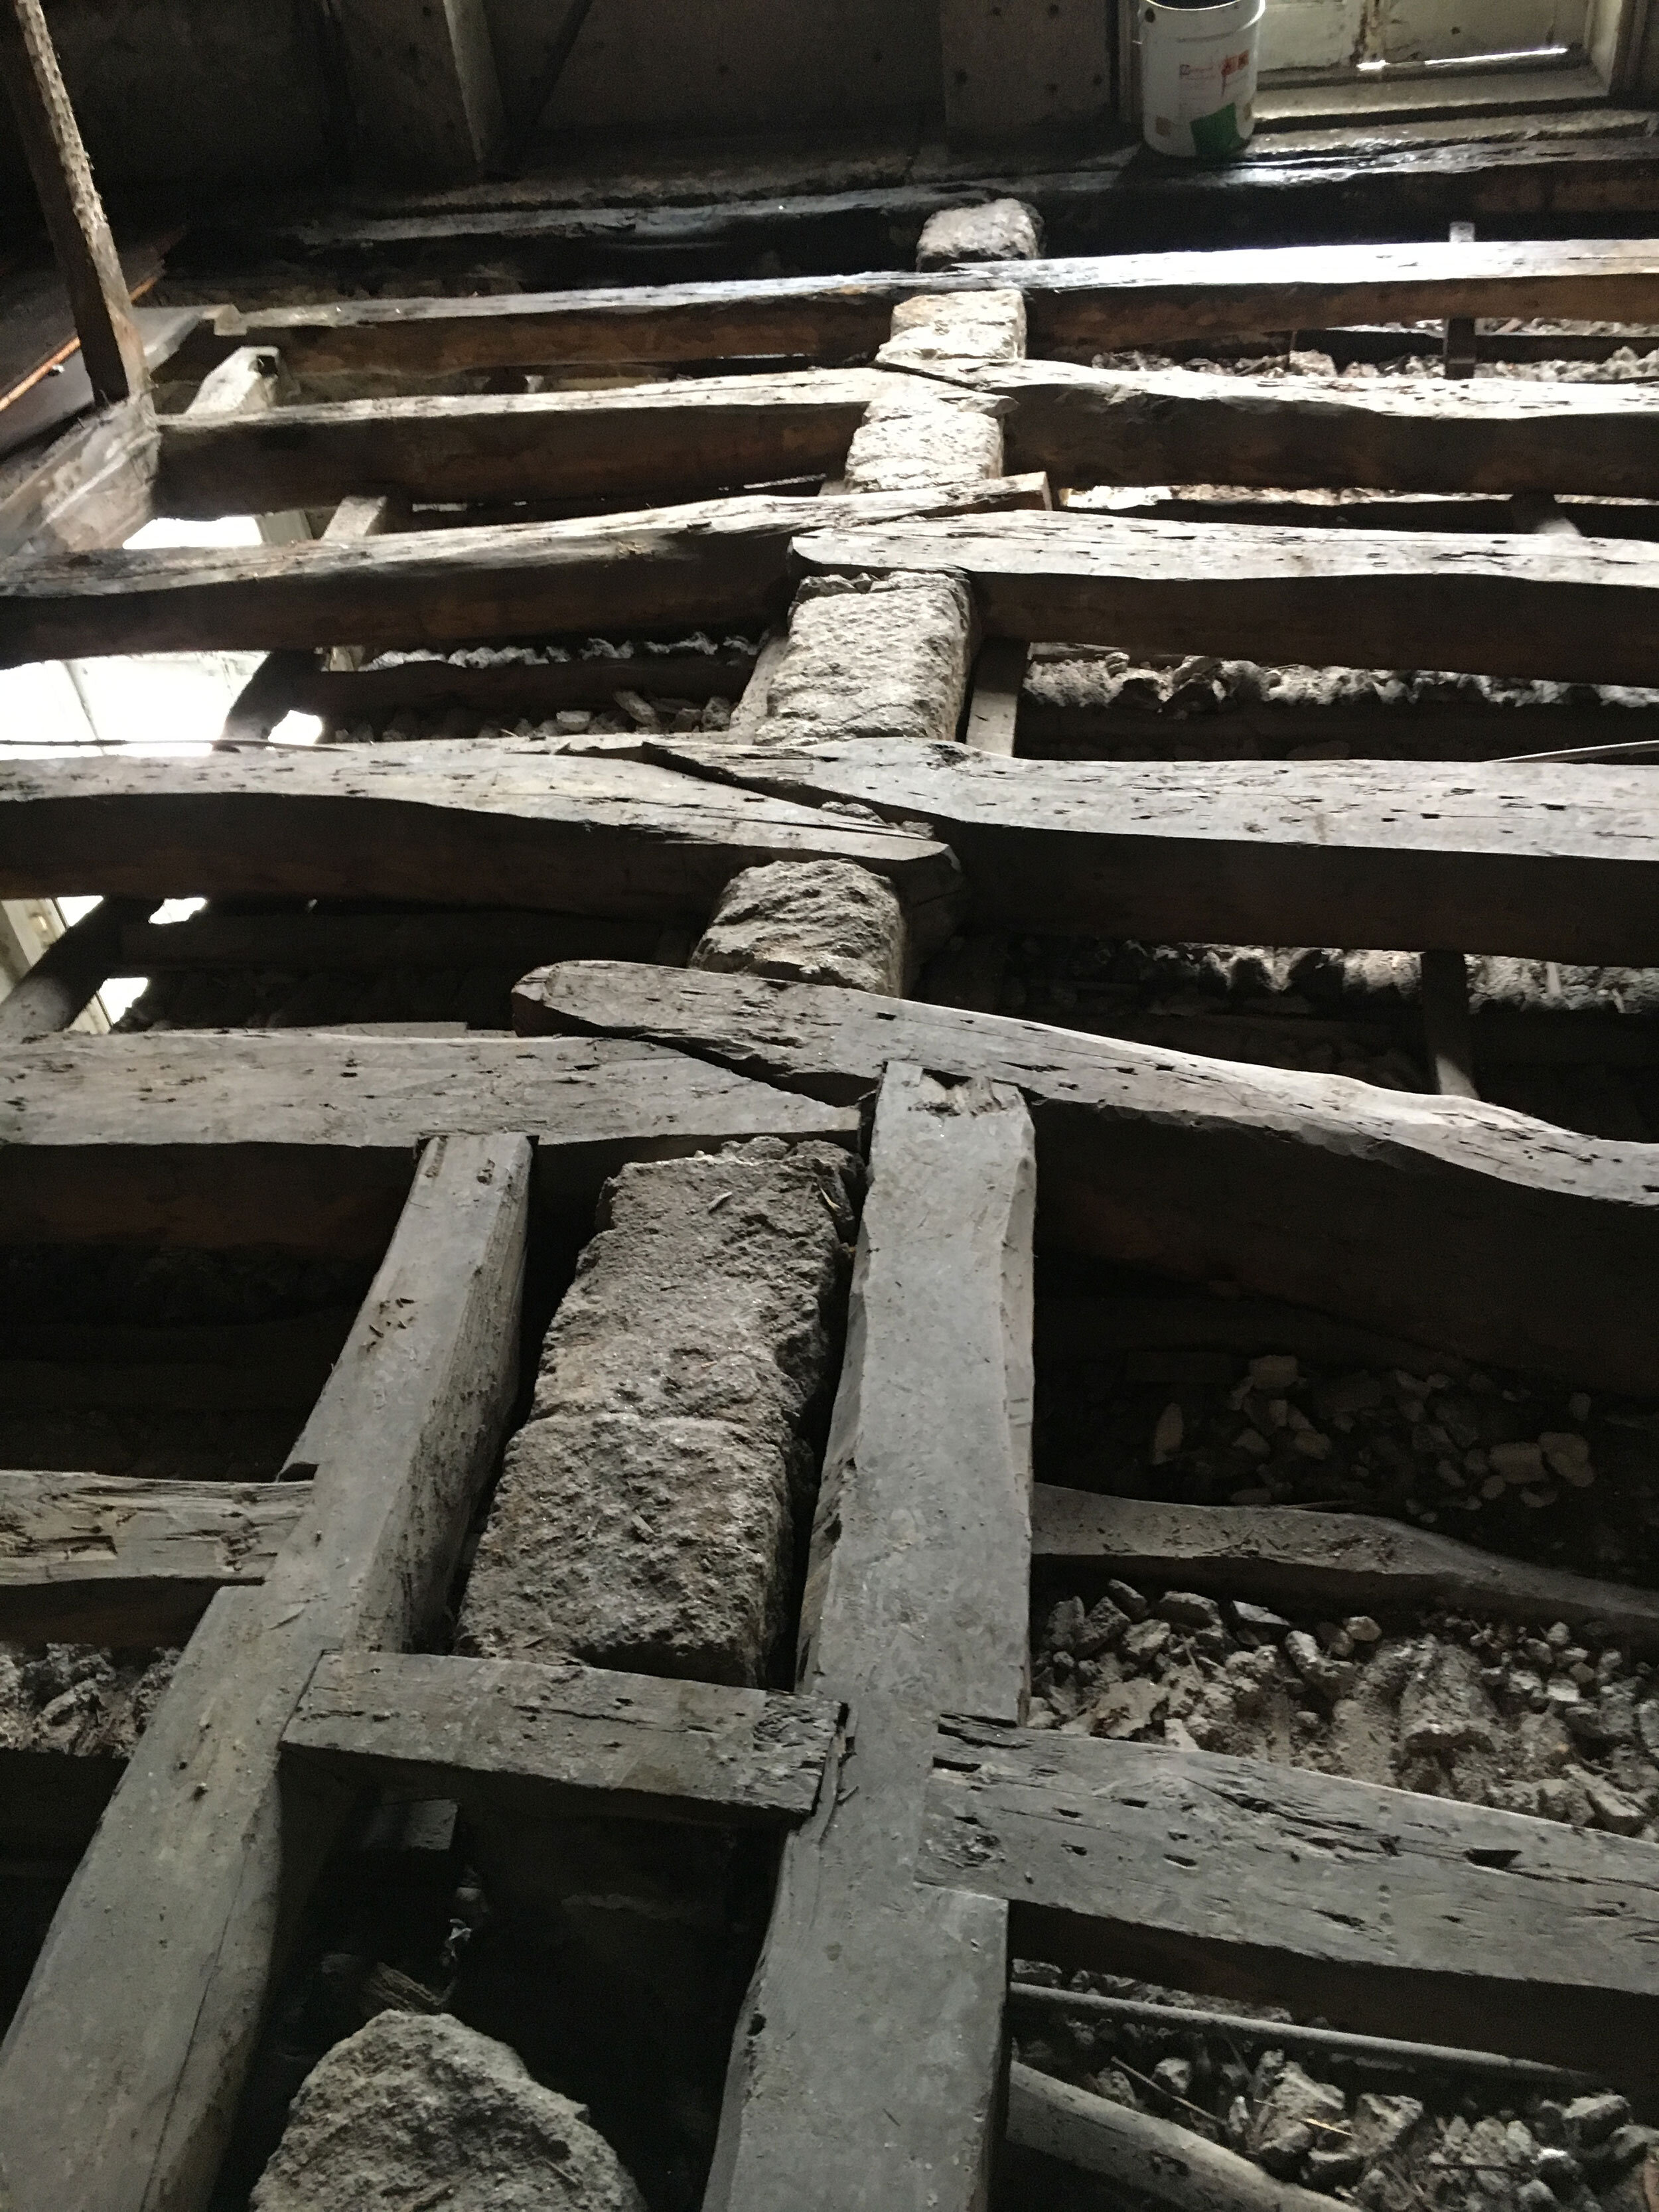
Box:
[652,739,1659,966]
[707,1066,1035,2212]
[283,1651,838,1828]
[0,0,148,405]
[0,1134,532,2212]
[0,482,1047,665]
[977,359,1659,497]
[790,510,1659,689]
[0,1472,310,1647]
[1006,2063,1345,2212]
[157,370,888,517]
[0,1359,323,1412]
[117,907,674,974]
[182,240,1659,378]
[922,1719,1659,2088]
[0,895,157,1041]
[1030,1488,1659,1647]
[285,646,756,728]
[0,745,963,947]
[518,964,1659,1396]
[0,1029,862,1250]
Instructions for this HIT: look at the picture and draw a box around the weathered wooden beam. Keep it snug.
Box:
[115,907,674,974]
[925,1720,1659,2087]
[0,1029,862,1250]
[707,1067,1035,2212]
[157,370,888,518]
[0,746,962,948]
[652,739,1659,967]
[0,1473,310,1647]
[518,964,1659,1395]
[0,0,147,405]
[0,392,158,557]
[183,240,1659,379]
[790,510,1659,688]
[1006,2064,1341,2212]
[282,646,755,729]
[976,360,1659,497]
[0,1133,531,2212]
[0,480,1046,664]
[0,895,157,1041]
[283,1651,837,1828]
[964,636,1026,755]
[1030,1488,1659,1647]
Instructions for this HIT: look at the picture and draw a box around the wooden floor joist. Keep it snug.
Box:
[0,1473,311,1647]
[1030,1488,1659,1647]
[923,1719,1659,2090]
[283,1651,839,1829]
[0,479,1046,663]
[155,370,887,516]
[184,239,1659,377]
[979,360,1659,498]
[518,964,1659,1394]
[652,739,1659,965]
[0,745,962,943]
[790,510,1659,688]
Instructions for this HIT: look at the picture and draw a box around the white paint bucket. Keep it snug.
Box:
[1141,0,1266,161]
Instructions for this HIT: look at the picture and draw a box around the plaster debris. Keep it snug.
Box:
[916,198,1045,268]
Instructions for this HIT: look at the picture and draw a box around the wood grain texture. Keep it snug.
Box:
[1007,2063,1342,2212]
[1031,1488,1659,1646]
[707,1067,1036,2212]
[194,240,1659,377]
[976,359,1659,496]
[0,393,157,557]
[0,895,155,1041]
[791,510,1659,688]
[518,964,1659,1394]
[284,1651,837,1827]
[0,1472,309,1647]
[0,482,1045,664]
[923,1719,1659,2085]
[0,1134,532,2212]
[0,0,147,404]
[156,370,888,517]
[0,743,963,944]
[652,739,1659,966]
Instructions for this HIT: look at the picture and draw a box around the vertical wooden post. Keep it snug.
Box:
[0,0,148,405]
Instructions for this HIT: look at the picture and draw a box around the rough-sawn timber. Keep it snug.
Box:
[518,964,1659,1394]
[283,1651,837,1828]
[650,739,1659,965]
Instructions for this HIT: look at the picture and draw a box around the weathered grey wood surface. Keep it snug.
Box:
[1006,2063,1340,2212]
[0,393,158,558]
[518,965,1659,1394]
[977,360,1659,497]
[0,1030,860,1250]
[923,1720,1659,2085]
[156,370,888,515]
[0,745,962,940]
[0,1473,310,1647]
[284,1651,838,1828]
[117,907,675,974]
[0,481,1045,664]
[791,510,1659,688]
[707,1067,1035,2212]
[652,739,1659,964]
[193,240,1659,377]
[0,1134,531,2212]
[1031,1489,1659,1647]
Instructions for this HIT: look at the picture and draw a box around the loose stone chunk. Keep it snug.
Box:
[916,199,1045,269]
[250,2012,645,2212]
[458,1140,861,1687]
[877,287,1027,368]
[751,572,977,749]
[843,382,1007,496]
[691,859,908,995]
